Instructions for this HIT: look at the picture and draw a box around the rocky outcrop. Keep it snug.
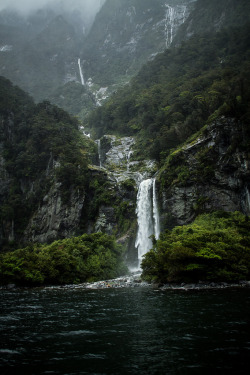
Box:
[160,117,250,228]
[84,0,194,84]
[174,0,250,46]
[100,135,134,170]
[24,183,85,243]
[98,135,158,184]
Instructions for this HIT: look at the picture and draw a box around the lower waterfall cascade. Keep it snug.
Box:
[92,136,160,270]
[153,178,160,240]
[135,178,160,268]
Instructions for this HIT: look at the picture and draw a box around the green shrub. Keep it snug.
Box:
[141,211,250,283]
[0,233,128,286]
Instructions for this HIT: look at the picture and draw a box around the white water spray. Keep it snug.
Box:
[153,178,160,240]
[135,178,160,267]
[78,58,85,85]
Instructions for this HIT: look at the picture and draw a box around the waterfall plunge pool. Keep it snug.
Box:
[1,286,250,374]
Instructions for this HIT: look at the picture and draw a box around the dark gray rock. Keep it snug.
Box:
[160,118,250,229]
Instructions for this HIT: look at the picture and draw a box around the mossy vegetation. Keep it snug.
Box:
[0,233,128,286]
[141,212,250,283]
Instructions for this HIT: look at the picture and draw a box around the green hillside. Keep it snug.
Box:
[86,23,250,162]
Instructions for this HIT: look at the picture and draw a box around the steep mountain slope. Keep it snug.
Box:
[85,5,250,230]
[81,0,195,87]
[0,0,195,116]
[175,0,250,43]
[0,77,140,253]
[86,23,250,156]
[0,77,93,249]
[0,9,82,102]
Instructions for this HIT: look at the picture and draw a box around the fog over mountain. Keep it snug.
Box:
[0,0,104,20]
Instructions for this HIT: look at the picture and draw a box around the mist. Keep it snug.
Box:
[0,0,105,19]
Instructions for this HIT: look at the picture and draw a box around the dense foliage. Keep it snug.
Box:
[86,23,250,162]
[0,77,96,248]
[141,212,250,283]
[0,233,127,286]
[48,82,96,120]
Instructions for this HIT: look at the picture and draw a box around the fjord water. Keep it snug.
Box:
[1,287,250,375]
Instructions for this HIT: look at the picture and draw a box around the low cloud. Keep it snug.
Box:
[0,0,105,18]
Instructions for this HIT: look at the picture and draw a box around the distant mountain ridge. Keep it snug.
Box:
[0,0,195,115]
[1,0,250,118]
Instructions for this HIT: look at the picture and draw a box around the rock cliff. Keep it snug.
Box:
[159,117,250,229]
[24,183,85,244]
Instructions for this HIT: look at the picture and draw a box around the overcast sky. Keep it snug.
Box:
[0,0,105,17]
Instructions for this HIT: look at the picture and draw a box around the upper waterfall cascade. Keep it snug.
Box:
[165,4,188,47]
[135,178,160,268]
[78,58,85,85]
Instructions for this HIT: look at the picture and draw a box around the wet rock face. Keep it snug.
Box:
[160,117,250,228]
[24,183,85,243]
[99,135,135,170]
[94,206,117,235]
[97,135,158,184]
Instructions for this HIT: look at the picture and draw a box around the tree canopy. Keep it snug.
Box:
[0,232,127,286]
[141,212,250,283]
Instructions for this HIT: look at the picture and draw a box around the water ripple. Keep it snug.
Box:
[0,288,250,374]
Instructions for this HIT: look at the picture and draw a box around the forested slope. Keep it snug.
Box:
[86,23,250,163]
[0,77,96,249]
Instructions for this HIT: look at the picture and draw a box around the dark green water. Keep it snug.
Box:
[0,286,250,375]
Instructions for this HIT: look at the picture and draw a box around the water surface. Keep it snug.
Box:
[1,286,250,374]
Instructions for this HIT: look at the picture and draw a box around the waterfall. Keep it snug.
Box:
[165,4,188,48]
[135,179,153,266]
[165,5,175,48]
[96,139,102,167]
[135,178,160,267]
[153,178,160,240]
[127,150,133,171]
[78,58,85,85]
